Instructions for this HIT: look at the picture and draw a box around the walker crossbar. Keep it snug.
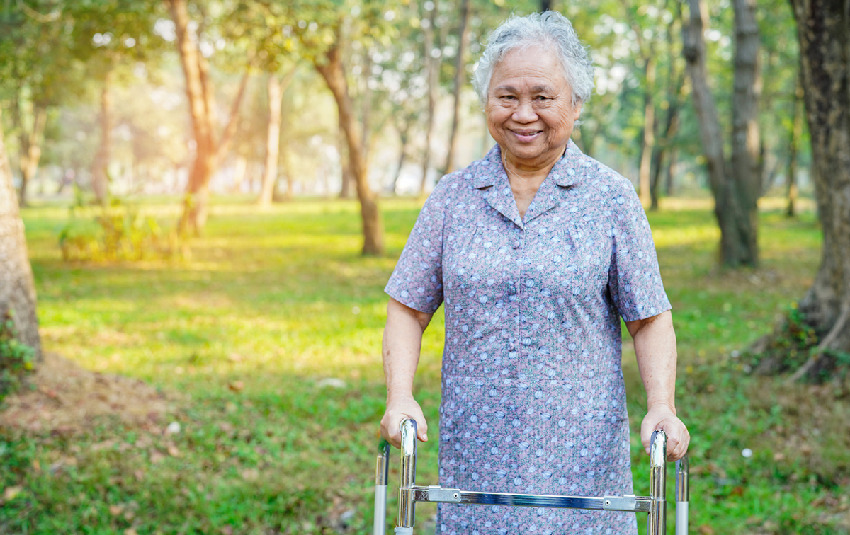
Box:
[373,419,690,535]
[409,486,653,512]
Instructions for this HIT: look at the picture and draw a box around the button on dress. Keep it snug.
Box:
[385,141,671,535]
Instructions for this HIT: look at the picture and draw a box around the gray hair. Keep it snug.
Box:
[472,11,594,107]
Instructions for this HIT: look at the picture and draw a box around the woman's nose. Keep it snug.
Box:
[512,99,538,122]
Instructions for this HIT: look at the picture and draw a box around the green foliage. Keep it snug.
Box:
[58,199,186,263]
[747,304,819,373]
[0,312,36,403]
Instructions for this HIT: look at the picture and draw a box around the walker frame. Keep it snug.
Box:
[373,419,689,535]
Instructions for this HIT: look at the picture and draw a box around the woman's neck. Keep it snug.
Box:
[501,150,559,190]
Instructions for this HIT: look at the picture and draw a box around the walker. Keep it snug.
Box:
[373,419,689,535]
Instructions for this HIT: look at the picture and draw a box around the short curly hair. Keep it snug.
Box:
[472,11,594,108]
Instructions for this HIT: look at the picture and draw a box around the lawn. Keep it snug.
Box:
[1,195,848,534]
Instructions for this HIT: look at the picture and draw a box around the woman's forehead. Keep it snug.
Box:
[490,46,568,90]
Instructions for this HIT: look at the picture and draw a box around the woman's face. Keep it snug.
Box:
[485,44,582,171]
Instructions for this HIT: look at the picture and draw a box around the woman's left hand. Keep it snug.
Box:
[641,405,689,461]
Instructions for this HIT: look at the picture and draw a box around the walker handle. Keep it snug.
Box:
[648,430,667,534]
[647,429,690,535]
[397,419,418,530]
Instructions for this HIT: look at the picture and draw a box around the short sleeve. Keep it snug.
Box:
[385,184,449,314]
[607,182,671,322]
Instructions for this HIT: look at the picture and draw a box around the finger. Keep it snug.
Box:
[380,424,401,449]
[666,436,680,461]
[666,429,689,461]
[640,423,653,454]
[398,415,427,442]
[417,422,428,442]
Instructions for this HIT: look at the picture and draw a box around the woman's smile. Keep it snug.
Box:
[511,129,543,142]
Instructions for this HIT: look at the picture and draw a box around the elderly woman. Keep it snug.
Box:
[380,11,689,534]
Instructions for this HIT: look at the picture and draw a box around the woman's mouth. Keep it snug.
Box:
[512,130,542,142]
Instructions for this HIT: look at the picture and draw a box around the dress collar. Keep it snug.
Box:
[472,140,586,190]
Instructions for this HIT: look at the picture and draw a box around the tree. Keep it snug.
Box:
[683,0,761,267]
[65,1,166,204]
[442,0,470,175]
[0,2,72,207]
[282,0,397,255]
[418,0,439,195]
[256,67,298,206]
[0,108,42,364]
[755,0,850,380]
[166,0,251,235]
[315,36,384,254]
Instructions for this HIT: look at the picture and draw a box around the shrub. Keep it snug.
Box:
[59,199,187,262]
[0,312,35,402]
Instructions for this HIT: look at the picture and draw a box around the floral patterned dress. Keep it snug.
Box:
[385,141,671,534]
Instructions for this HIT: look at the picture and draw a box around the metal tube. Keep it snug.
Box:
[373,442,391,535]
[647,430,667,535]
[377,442,391,485]
[397,419,418,529]
[411,485,653,512]
[374,483,387,535]
[675,455,689,535]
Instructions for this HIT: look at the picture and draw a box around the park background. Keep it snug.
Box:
[1,0,849,534]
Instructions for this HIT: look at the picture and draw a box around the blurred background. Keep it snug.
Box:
[2,1,849,534]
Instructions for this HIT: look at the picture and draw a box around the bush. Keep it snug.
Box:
[0,312,35,402]
[59,199,187,262]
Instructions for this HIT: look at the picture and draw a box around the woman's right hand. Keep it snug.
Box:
[380,397,428,448]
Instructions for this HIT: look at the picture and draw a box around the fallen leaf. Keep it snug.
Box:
[3,486,22,501]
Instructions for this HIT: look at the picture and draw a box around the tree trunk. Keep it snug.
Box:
[419,0,438,195]
[338,132,353,198]
[786,72,804,218]
[391,126,410,195]
[278,147,294,201]
[650,6,686,211]
[683,0,758,267]
[169,0,215,235]
[649,102,681,210]
[11,90,47,209]
[91,70,112,205]
[315,42,385,256]
[443,0,470,176]
[168,0,249,235]
[637,57,656,208]
[752,0,850,381]
[0,109,41,363]
[258,74,282,207]
[360,47,373,172]
[729,0,761,265]
[664,149,677,197]
[788,0,850,377]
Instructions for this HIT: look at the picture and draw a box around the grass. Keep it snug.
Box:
[2,195,848,534]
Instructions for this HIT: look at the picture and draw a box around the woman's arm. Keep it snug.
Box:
[625,310,690,461]
[380,297,434,448]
